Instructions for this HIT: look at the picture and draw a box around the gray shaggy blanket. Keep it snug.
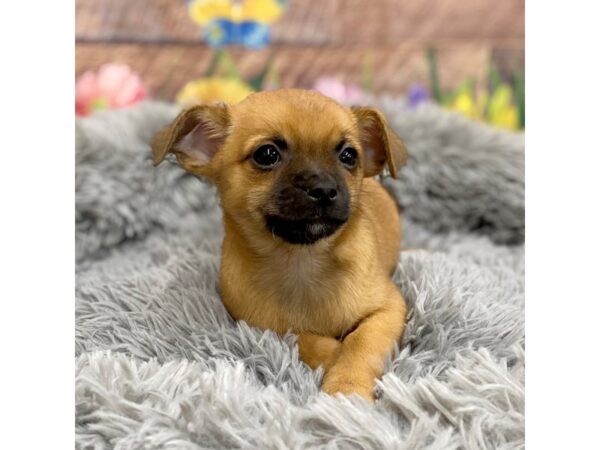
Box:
[75,99,524,450]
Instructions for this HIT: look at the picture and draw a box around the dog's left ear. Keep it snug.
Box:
[351,107,408,178]
[151,104,230,176]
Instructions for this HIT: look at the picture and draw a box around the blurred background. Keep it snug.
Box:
[75,0,524,130]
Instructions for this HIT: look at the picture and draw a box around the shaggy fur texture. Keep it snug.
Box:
[75,100,524,449]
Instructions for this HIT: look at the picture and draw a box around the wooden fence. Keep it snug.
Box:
[76,0,524,100]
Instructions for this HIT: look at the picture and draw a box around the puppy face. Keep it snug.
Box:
[152,89,406,245]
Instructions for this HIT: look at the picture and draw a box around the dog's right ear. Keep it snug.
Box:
[152,104,230,176]
[351,106,407,179]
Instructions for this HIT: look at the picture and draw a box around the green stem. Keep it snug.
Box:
[360,53,374,93]
[205,49,224,77]
[513,65,525,128]
[426,47,442,103]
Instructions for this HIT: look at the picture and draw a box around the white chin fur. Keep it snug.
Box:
[308,223,326,235]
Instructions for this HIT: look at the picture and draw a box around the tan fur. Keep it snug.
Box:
[152,89,408,400]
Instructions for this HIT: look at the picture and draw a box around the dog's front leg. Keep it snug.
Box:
[321,286,406,400]
[298,333,342,371]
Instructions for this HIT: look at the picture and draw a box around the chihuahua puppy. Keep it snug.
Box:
[152,89,407,400]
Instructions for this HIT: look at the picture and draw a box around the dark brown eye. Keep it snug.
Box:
[339,147,358,169]
[252,144,280,168]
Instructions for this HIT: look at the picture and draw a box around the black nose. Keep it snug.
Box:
[292,171,338,205]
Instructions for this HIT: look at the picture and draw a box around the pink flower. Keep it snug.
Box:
[75,64,147,116]
[313,77,367,105]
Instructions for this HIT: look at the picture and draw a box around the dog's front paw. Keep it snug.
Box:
[321,366,375,401]
[298,334,342,371]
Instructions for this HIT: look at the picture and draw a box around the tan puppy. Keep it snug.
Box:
[152,89,408,400]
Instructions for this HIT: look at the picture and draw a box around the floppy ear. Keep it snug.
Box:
[151,104,230,176]
[351,106,408,178]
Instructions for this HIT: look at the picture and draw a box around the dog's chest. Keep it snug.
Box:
[222,249,369,336]
[220,234,373,336]
[276,251,329,294]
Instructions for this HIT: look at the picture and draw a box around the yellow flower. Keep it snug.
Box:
[495,109,518,130]
[189,0,234,25]
[447,89,480,120]
[487,84,519,130]
[189,0,284,25]
[444,82,519,130]
[242,0,283,23]
[176,77,254,106]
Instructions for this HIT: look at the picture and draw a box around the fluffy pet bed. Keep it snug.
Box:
[75,99,524,449]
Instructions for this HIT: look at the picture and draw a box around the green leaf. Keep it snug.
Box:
[360,53,374,93]
[265,61,281,90]
[210,50,241,79]
[489,62,502,93]
[248,53,275,90]
[156,48,183,100]
[205,49,224,77]
[426,48,443,103]
[513,65,525,128]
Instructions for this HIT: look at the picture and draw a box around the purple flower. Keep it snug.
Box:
[407,83,430,108]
